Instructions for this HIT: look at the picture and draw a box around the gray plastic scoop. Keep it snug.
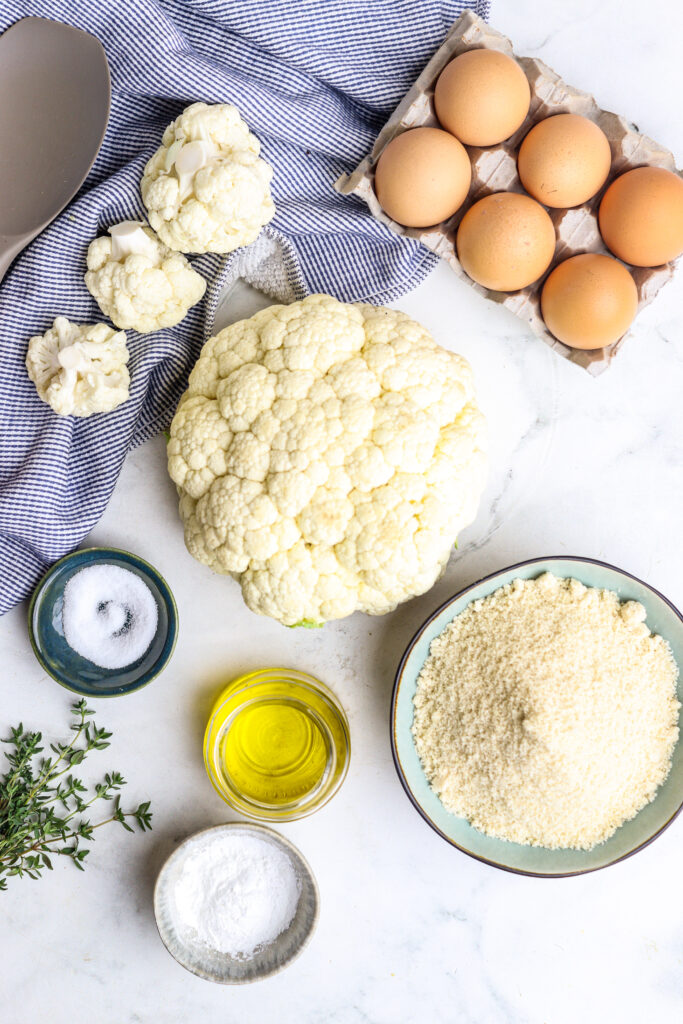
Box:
[0,18,110,283]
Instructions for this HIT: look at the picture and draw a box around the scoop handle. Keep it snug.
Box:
[0,235,31,286]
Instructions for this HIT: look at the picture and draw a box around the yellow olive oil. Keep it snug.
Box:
[221,700,327,805]
[204,668,350,820]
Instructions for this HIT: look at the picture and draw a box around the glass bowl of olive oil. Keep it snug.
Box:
[204,668,350,822]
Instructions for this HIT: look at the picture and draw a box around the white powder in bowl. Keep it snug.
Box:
[412,573,680,850]
[62,564,159,670]
[174,833,301,957]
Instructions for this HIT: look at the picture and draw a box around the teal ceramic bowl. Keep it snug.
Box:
[28,547,178,698]
[391,556,683,877]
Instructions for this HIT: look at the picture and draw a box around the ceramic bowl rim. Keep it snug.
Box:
[27,546,178,698]
[153,821,320,984]
[391,554,683,879]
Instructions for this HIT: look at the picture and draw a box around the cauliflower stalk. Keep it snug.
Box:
[168,295,487,626]
[141,102,275,253]
[85,221,206,332]
[26,317,130,418]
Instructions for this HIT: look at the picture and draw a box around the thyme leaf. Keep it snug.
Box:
[0,699,152,890]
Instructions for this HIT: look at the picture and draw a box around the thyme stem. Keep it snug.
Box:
[0,700,152,889]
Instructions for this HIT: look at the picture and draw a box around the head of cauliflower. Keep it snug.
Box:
[85,222,206,333]
[141,102,275,254]
[168,295,487,626]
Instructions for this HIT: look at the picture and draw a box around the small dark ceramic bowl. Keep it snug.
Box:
[154,822,319,984]
[391,556,683,878]
[28,547,177,698]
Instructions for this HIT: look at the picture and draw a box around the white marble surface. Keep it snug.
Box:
[2,1,683,1021]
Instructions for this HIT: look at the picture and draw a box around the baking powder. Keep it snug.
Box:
[174,833,301,957]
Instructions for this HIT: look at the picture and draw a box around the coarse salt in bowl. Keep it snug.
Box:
[28,547,177,697]
[62,563,159,670]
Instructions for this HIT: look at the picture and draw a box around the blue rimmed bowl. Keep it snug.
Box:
[28,547,178,697]
[391,556,683,877]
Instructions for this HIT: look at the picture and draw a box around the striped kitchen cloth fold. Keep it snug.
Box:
[0,0,489,615]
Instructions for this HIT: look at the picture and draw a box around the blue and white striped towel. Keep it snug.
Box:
[0,0,489,615]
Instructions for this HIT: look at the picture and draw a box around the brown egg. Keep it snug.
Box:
[541,253,638,349]
[434,48,530,147]
[518,114,612,208]
[456,192,556,292]
[599,166,683,267]
[374,127,471,228]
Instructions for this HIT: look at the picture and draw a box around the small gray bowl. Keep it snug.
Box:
[153,823,319,983]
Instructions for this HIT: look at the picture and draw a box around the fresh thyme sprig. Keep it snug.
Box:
[0,699,152,889]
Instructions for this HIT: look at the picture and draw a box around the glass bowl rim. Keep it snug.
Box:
[204,667,350,821]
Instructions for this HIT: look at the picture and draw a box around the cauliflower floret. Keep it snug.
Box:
[168,294,487,626]
[140,102,275,253]
[85,221,206,332]
[26,317,129,417]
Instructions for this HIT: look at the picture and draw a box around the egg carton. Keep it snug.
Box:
[335,11,681,375]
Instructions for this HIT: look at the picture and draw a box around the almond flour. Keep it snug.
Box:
[412,573,680,850]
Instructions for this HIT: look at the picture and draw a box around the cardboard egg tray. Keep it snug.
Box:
[335,11,682,374]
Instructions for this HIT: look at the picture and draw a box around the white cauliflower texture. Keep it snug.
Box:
[168,295,487,626]
[140,102,275,253]
[85,221,206,332]
[26,317,130,418]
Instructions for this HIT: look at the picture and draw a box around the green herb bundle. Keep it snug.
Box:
[0,699,152,889]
